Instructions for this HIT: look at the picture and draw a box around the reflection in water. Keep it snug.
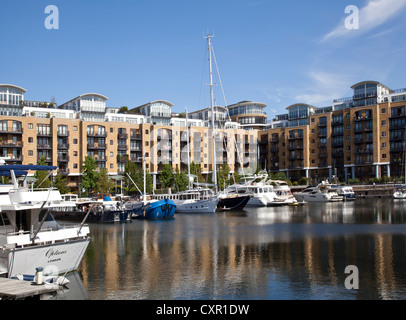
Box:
[75,199,406,300]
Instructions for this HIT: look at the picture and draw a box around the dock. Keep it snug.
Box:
[0,277,58,300]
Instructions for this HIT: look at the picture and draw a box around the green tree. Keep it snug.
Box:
[118,106,129,113]
[190,161,204,183]
[53,173,70,194]
[217,162,230,191]
[125,161,153,195]
[96,168,114,194]
[34,156,51,189]
[82,156,98,195]
[160,164,174,190]
[173,169,189,192]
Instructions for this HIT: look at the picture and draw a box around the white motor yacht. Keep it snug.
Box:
[226,174,276,207]
[294,180,343,202]
[0,164,90,279]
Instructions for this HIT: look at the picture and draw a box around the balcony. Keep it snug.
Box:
[118,144,128,151]
[130,134,142,140]
[87,132,107,137]
[0,128,23,134]
[57,131,69,137]
[57,156,69,162]
[318,162,328,168]
[37,143,52,150]
[118,133,128,139]
[57,143,69,149]
[354,116,373,122]
[87,143,106,149]
[0,141,23,148]
[58,168,70,175]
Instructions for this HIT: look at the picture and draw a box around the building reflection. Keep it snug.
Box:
[78,200,406,300]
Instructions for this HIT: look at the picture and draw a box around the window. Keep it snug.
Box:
[73,163,78,169]
[28,137,33,143]
[73,151,78,157]
[28,123,33,129]
[381,120,386,126]
[110,128,113,133]
[73,139,78,144]
[382,142,386,148]
[382,132,386,137]
[28,150,33,156]
[73,126,78,131]
[382,108,386,114]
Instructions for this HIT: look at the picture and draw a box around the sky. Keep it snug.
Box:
[2,0,406,119]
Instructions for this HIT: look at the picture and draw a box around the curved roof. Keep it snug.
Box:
[286,103,317,110]
[151,100,174,107]
[351,80,393,92]
[0,84,27,93]
[79,93,109,101]
[227,101,267,108]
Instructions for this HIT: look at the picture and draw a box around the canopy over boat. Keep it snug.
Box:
[0,165,56,176]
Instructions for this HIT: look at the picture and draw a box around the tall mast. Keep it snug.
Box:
[185,107,191,190]
[206,34,217,192]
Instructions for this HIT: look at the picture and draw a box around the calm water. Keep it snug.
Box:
[57,198,406,300]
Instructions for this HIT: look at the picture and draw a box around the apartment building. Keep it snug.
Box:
[259,81,406,183]
[0,84,258,193]
[1,80,405,190]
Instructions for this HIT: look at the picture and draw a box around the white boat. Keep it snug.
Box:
[393,185,406,199]
[225,174,276,207]
[293,180,343,203]
[0,164,90,279]
[332,185,356,201]
[151,188,218,213]
[267,180,298,206]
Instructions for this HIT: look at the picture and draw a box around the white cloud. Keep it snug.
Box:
[295,71,352,106]
[320,0,406,42]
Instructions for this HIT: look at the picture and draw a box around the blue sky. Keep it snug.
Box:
[2,0,406,118]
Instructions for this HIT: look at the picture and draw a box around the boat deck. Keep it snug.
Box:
[0,277,58,300]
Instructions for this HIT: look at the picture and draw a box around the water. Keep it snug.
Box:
[62,198,406,300]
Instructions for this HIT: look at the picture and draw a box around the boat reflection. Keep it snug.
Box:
[73,199,406,300]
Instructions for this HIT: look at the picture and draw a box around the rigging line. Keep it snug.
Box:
[211,44,246,184]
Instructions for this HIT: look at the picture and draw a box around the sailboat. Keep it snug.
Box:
[204,34,252,211]
[0,163,90,279]
[171,108,219,213]
[128,158,176,219]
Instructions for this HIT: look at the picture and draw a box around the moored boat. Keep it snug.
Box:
[293,180,343,203]
[0,163,90,279]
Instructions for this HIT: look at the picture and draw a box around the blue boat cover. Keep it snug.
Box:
[0,165,56,176]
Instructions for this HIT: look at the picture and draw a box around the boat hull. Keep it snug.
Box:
[175,198,218,213]
[0,238,90,278]
[135,199,176,219]
[217,195,251,211]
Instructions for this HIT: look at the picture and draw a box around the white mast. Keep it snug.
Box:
[206,34,217,193]
[185,107,191,190]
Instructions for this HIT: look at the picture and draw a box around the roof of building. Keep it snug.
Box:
[0,84,27,93]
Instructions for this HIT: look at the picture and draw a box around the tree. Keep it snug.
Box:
[160,164,174,190]
[118,106,128,114]
[82,156,98,195]
[53,173,70,194]
[96,168,114,194]
[173,169,189,192]
[190,161,204,183]
[124,161,153,195]
[217,162,230,191]
[34,156,51,189]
